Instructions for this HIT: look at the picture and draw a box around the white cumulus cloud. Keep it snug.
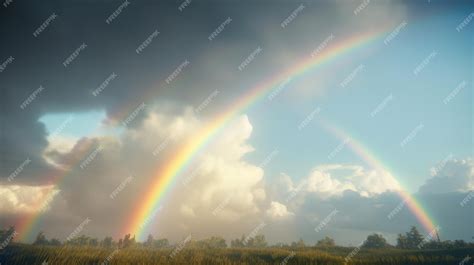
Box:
[266,201,293,219]
[420,158,474,194]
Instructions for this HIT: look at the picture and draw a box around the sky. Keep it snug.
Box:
[0,0,473,246]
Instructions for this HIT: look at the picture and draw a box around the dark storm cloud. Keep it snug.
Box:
[0,0,360,183]
[0,0,273,182]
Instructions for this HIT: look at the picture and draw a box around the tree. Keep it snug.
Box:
[50,238,61,246]
[291,238,305,248]
[397,226,424,249]
[316,236,335,248]
[396,234,408,249]
[406,226,424,248]
[121,234,135,248]
[89,238,98,246]
[101,236,113,248]
[76,235,90,246]
[154,238,169,248]
[33,231,49,245]
[0,226,16,245]
[273,242,289,247]
[199,236,227,248]
[247,235,267,248]
[363,234,388,248]
[453,240,467,248]
[145,234,154,247]
[231,235,245,248]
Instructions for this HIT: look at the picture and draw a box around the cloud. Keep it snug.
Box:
[419,158,474,194]
[1,106,269,241]
[277,164,400,200]
[266,201,294,219]
[0,185,58,213]
[2,107,473,245]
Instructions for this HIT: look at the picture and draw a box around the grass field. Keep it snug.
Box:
[1,244,473,265]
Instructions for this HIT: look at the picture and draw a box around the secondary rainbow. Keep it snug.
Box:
[16,140,97,242]
[124,28,407,240]
[320,120,438,235]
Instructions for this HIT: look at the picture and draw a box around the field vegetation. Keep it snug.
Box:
[1,226,472,265]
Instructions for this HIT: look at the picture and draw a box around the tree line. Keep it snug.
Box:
[0,226,472,250]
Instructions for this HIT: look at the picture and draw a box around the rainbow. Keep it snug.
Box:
[16,132,100,242]
[124,28,411,240]
[320,120,438,235]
